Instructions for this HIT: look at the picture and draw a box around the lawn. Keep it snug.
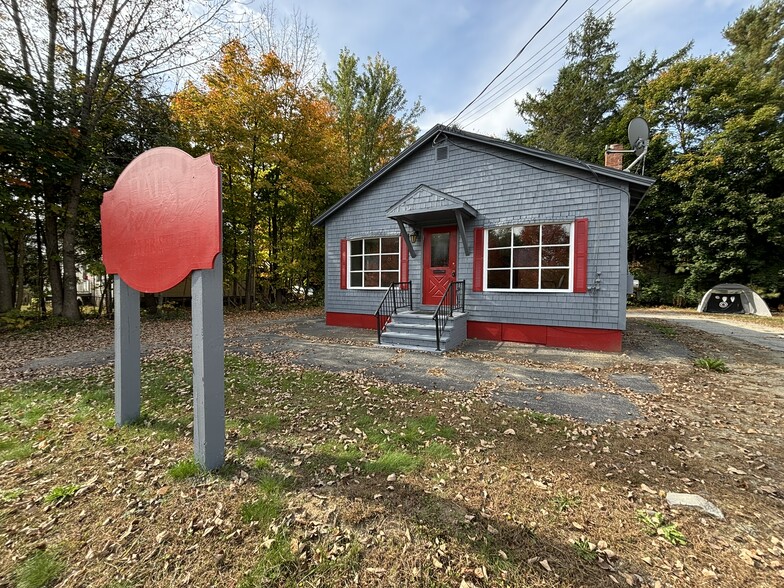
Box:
[1,316,783,587]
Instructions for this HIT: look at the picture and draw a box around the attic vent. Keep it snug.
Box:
[436,145,448,161]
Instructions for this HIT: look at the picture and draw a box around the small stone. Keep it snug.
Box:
[387,473,397,482]
[503,428,516,436]
[666,492,724,520]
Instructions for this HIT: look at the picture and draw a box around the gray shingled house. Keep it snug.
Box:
[313,125,653,352]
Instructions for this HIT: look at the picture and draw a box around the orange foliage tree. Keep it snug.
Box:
[172,40,349,306]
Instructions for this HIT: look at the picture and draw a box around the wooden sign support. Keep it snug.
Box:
[102,148,224,470]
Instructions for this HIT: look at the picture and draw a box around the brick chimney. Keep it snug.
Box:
[604,144,624,170]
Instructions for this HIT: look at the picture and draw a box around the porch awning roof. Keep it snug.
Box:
[387,185,478,258]
[386,184,478,226]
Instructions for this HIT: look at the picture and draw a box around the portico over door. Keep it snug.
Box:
[422,226,457,305]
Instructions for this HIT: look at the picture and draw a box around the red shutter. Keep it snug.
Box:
[573,218,588,293]
[340,239,347,289]
[473,227,484,292]
[399,237,409,284]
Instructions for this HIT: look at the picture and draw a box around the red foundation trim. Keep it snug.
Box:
[467,320,622,352]
[325,313,623,351]
[326,311,377,330]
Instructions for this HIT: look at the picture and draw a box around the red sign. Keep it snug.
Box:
[101,148,221,293]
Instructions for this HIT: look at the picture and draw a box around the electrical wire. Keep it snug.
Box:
[453,0,612,126]
[457,0,632,129]
[451,0,635,130]
[445,0,571,127]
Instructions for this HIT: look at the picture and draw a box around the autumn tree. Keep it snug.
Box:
[321,49,424,186]
[0,0,232,319]
[173,40,347,306]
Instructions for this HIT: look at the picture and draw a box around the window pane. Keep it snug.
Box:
[542,224,570,245]
[541,245,570,267]
[380,271,398,287]
[541,268,569,289]
[487,248,510,268]
[430,232,450,267]
[350,272,362,287]
[513,269,538,289]
[487,269,510,289]
[350,256,362,271]
[364,272,379,287]
[350,240,363,255]
[365,239,380,254]
[513,225,539,246]
[364,255,379,270]
[381,237,399,253]
[512,247,538,268]
[381,254,399,270]
[487,227,511,248]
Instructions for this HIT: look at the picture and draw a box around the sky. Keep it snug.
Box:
[268,0,759,139]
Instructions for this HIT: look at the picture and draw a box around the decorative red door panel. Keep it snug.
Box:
[422,226,457,305]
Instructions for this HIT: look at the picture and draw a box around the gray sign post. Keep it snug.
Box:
[192,253,225,470]
[102,148,224,470]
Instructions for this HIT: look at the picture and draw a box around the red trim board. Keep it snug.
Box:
[326,312,622,351]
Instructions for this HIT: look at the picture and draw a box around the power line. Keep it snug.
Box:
[445,0,571,127]
[452,0,634,130]
[452,0,612,125]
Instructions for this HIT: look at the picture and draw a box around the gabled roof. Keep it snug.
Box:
[313,124,654,226]
[386,184,478,226]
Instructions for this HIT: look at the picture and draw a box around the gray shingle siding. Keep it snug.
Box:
[324,133,637,332]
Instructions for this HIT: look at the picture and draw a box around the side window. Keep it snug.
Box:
[349,237,400,288]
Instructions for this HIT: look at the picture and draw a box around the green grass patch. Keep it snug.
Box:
[573,538,598,562]
[14,549,65,588]
[643,320,678,339]
[239,531,297,586]
[168,459,201,480]
[526,410,562,426]
[0,439,34,461]
[422,441,454,460]
[1,488,24,502]
[365,450,422,474]
[694,356,729,372]
[637,510,687,546]
[248,413,281,432]
[315,441,364,470]
[400,415,456,444]
[552,492,581,513]
[254,456,272,470]
[240,474,290,526]
[44,483,80,505]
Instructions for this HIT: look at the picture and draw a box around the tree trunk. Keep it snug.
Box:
[42,197,63,316]
[61,173,83,320]
[270,193,280,304]
[245,223,256,310]
[35,208,47,317]
[0,233,13,312]
[14,227,25,309]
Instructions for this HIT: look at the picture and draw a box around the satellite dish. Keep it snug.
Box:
[628,117,649,157]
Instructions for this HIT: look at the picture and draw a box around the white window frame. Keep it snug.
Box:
[484,223,574,292]
[348,236,400,289]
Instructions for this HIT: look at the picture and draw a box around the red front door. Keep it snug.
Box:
[422,226,457,305]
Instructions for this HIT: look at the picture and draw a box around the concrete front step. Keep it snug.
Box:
[379,310,467,352]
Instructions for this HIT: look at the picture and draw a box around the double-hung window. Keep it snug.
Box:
[349,237,400,288]
[485,223,572,291]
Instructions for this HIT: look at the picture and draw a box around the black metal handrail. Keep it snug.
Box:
[431,280,465,351]
[374,281,413,343]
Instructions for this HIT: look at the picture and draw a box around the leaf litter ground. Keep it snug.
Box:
[1,308,783,587]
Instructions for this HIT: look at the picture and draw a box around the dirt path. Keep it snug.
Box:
[628,309,784,353]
